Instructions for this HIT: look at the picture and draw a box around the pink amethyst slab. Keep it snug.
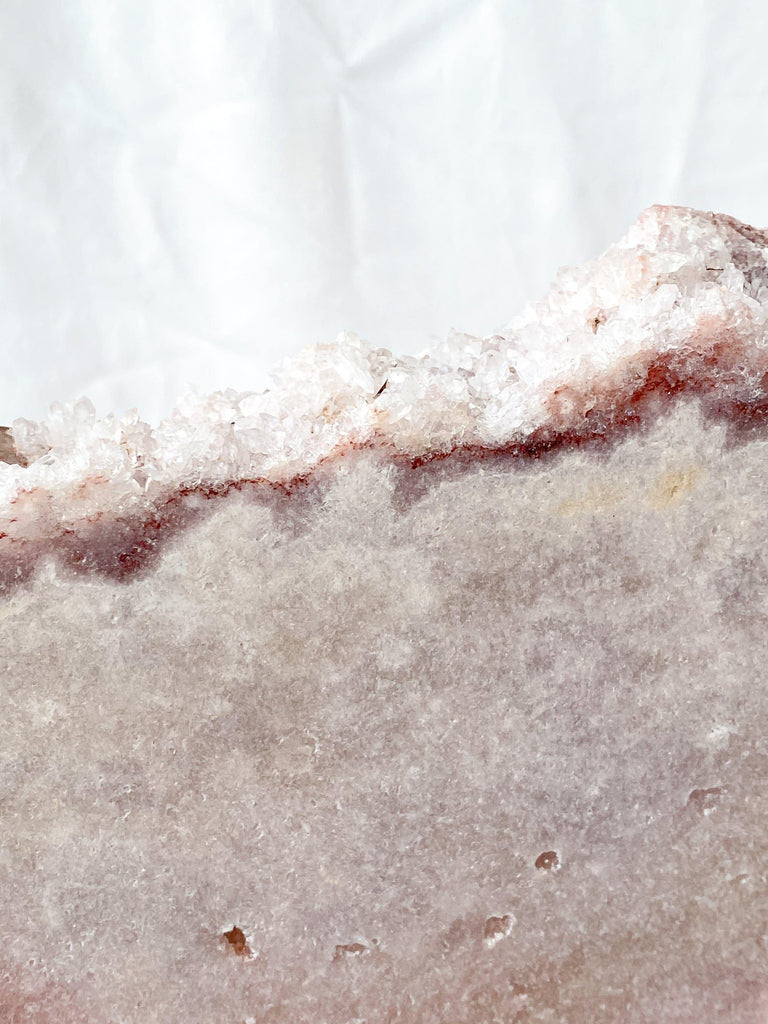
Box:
[3,206,768,1022]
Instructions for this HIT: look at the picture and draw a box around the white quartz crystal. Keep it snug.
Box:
[5,204,768,517]
[3,205,768,1022]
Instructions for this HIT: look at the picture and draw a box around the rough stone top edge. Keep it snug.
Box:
[3,203,768,519]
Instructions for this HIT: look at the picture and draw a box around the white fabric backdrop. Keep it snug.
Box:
[2,0,768,424]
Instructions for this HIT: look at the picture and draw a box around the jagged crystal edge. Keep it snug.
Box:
[4,203,768,516]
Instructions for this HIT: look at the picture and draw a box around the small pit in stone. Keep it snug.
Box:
[535,850,560,871]
[484,914,515,948]
[688,786,724,814]
[589,310,606,333]
[333,941,370,962]
[223,926,251,958]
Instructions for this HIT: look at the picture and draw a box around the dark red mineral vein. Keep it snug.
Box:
[2,331,768,595]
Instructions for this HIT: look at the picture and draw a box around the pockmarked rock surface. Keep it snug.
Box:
[4,205,768,1022]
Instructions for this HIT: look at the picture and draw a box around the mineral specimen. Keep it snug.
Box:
[3,205,768,1022]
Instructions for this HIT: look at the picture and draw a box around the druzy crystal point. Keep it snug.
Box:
[4,205,768,1022]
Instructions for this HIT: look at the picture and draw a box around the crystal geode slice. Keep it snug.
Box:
[4,205,768,1022]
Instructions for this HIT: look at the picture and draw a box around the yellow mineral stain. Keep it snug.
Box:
[556,484,627,517]
[557,465,704,517]
[646,467,702,510]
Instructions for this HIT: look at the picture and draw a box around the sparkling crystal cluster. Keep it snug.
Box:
[6,205,768,516]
